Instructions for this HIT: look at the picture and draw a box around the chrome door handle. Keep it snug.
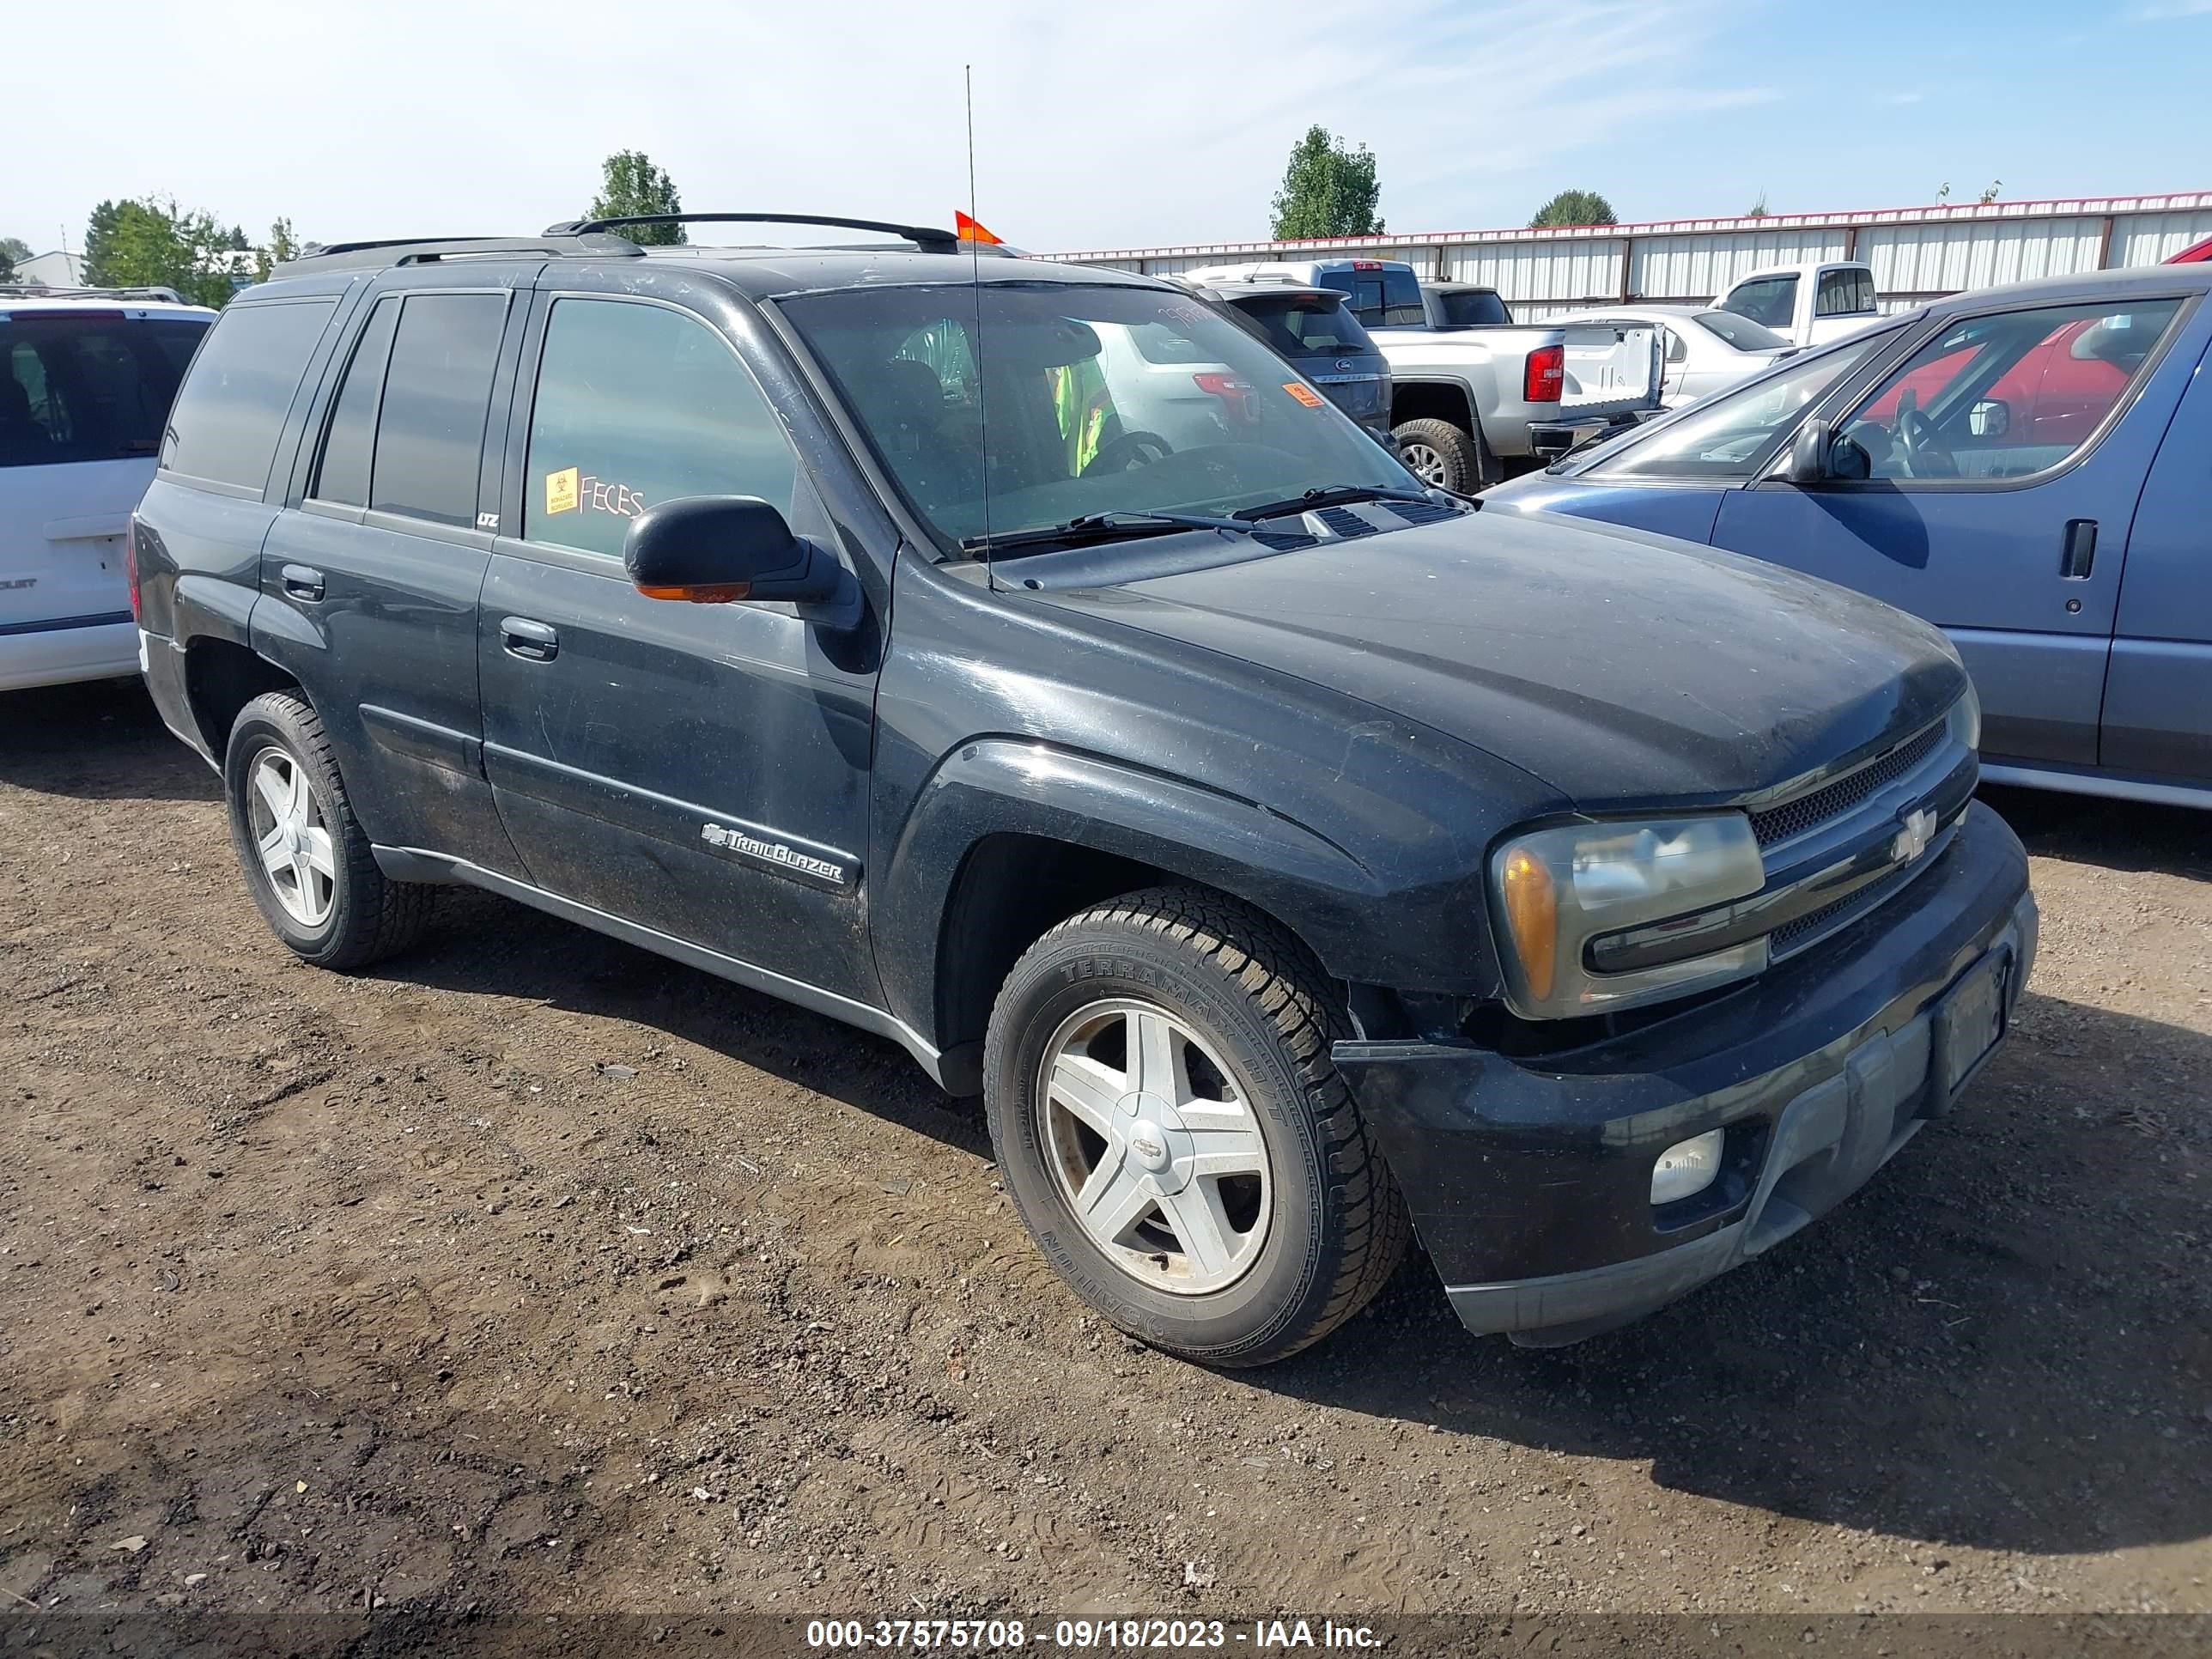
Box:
[281,563,325,601]
[500,617,559,661]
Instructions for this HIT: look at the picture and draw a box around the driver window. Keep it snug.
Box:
[525,298,794,557]
[1836,298,2183,483]
[1723,276,1796,331]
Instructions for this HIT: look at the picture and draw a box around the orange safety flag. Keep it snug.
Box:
[955,210,1004,246]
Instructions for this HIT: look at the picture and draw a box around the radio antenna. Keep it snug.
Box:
[966,64,996,592]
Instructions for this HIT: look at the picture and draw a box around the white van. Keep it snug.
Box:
[2,289,214,690]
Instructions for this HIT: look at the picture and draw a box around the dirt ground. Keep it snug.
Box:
[1,678,2206,1635]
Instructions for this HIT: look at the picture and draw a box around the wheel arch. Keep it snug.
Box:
[878,740,1382,1087]
[1389,377,1480,434]
[184,635,304,759]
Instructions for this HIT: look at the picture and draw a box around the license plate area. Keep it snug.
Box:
[1933,948,2010,1103]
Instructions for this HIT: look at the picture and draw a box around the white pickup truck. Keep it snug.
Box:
[1181,259,1662,490]
[1713,260,1884,348]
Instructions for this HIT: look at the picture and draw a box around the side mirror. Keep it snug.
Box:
[1968,398,2010,439]
[623,496,843,606]
[1784,418,1833,483]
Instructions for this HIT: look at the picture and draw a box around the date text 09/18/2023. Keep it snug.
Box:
[803,1617,1383,1650]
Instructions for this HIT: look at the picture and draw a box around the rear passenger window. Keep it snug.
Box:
[161,300,335,490]
[524,299,795,559]
[309,296,399,508]
[368,292,507,527]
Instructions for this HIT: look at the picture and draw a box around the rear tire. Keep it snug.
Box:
[222,690,433,971]
[1392,416,1495,491]
[983,886,1408,1367]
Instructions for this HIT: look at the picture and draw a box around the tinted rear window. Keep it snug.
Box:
[309,295,401,507]
[1319,265,1425,327]
[1434,289,1511,327]
[1226,295,1377,358]
[162,300,335,489]
[2,313,207,470]
[368,291,507,527]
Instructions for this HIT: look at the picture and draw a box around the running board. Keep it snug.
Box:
[1978,761,2212,811]
[372,845,977,1095]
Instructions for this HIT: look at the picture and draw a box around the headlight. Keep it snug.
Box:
[1947,683,1981,751]
[1490,815,1766,1019]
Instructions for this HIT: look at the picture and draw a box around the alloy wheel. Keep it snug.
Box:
[245,746,337,928]
[1036,998,1272,1295]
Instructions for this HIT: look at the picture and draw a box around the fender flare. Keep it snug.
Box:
[872,738,1387,1047]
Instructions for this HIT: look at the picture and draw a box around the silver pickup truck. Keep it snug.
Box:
[1183,260,1662,490]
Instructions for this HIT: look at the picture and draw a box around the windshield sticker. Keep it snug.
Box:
[544,467,580,515]
[1282,381,1327,408]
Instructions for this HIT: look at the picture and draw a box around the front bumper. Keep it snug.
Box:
[1334,801,2035,1344]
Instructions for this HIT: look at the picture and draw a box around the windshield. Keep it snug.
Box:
[1584,327,1894,479]
[1692,310,1788,351]
[1224,294,1377,359]
[782,282,1417,551]
[1433,289,1511,327]
[2,313,208,468]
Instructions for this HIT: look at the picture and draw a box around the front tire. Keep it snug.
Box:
[983,887,1408,1366]
[222,690,433,971]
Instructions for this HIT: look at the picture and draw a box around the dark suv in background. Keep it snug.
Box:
[1180,278,1394,444]
[131,213,2034,1365]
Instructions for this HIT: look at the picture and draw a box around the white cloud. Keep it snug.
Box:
[1877,90,1928,106]
[2130,0,2212,16]
[10,0,1779,256]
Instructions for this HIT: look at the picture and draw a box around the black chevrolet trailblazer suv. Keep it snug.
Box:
[130,213,2037,1364]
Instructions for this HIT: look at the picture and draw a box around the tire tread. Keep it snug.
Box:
[229,690,434,971]
[992,884,1410,1364]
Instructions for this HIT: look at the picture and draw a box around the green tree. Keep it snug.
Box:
[83,198,250,307]
[1746,192,1769,219]
[0,236,30,282]
[255,217,301,283]
[587,150,686,244]
[1269,125,1383,240]
[1529,188,1619,228]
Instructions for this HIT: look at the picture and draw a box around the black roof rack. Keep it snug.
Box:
[270,233,645,279]
[542,213,963,255]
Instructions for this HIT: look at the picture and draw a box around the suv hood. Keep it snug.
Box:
[1036,511,1966,810]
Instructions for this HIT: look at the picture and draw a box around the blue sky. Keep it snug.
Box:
[9,0,2211,258]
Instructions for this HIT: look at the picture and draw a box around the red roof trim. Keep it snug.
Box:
[1053,190,2212,261]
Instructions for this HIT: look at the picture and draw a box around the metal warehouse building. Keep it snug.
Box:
[1055,191,2212,319]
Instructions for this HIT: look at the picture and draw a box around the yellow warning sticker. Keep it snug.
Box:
[1282,381,1326,408]
[544,466,580,515]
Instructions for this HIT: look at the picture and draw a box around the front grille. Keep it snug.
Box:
[1749,723,1945,848]
[1770,848,1929,958]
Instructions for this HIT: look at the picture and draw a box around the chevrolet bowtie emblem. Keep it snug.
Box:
[1893,805,1938,863]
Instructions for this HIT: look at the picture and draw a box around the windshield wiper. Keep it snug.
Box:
[958,510,1251,556]
[1232,483,1440,522]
